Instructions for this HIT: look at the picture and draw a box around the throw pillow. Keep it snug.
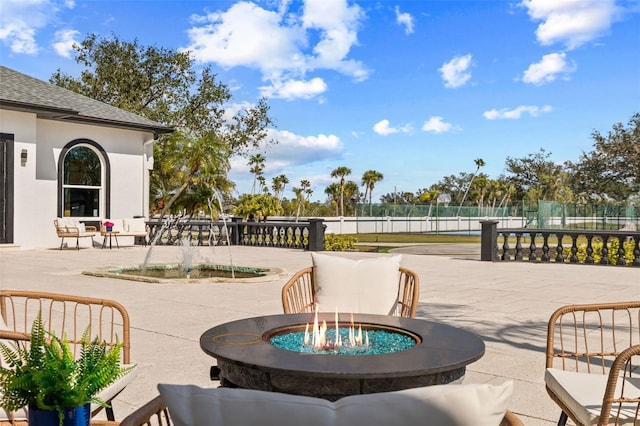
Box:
[158,382,514,426]
[311,252,402,315]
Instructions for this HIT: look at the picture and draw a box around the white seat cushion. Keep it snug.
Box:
[311,253,402,315]
[123,218,147,234]
[159,382,513,426]
[545,368,640,425]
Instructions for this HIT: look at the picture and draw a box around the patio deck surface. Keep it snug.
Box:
[0,243,638,424]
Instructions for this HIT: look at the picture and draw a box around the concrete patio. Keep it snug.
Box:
[0,243,637,424]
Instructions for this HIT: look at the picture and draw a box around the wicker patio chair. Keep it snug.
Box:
[53,218,97,250]
[118,393,524,426]
[0,290,137,424]
[281,265,420,318]
[545,301,640,426]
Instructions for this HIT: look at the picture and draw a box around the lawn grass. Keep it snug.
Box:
[347,233,481,244]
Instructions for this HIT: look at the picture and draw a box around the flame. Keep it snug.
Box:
[305,305,369,350]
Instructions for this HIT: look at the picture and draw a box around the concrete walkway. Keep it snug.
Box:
[0,244,638,424]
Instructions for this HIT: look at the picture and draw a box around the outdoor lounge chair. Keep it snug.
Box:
[0,290,137,424]
[54,217,97,250]
[282,253,420,318]
[545,301,640,426]
[118,391,525,426]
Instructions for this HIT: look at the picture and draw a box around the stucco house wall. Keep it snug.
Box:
[0,66,171,249]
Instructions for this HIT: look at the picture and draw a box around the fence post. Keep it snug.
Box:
[308,218,325,251]
[480,220,499,261]
[230,217,242,245]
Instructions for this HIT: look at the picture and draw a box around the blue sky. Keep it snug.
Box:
[1,0,639,202]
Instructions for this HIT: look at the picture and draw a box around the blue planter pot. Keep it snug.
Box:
[106,226,113,232]
[28,403,90,426]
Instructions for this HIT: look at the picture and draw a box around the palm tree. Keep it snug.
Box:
[292,187,304,221]
[343,180,360,216]
[248,153,266,195]
[330,166,351,216]
[152,130,231,217]
[300,179,312,202]
[361,170,384,216]
[324,183,341,216]
[456,158,485,216]
[271,174,289,205]
[257,175,268,194]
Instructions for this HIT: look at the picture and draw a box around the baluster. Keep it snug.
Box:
[528,232,537,262]
[274,225,282,248]
[542,233,551,262]
[617,236,626,266]
[197,224,204,246]
[585,234,594,264]
[501,233,510,261]
[250,224,257,246]
[552,233,561,263]
[601,235,609,265]
[266,225,274,247]
[570,235,579,263]
[284,225,290,247]
[514,233,523,260]
[256,224,264,247]
[298,226,304,248]
[293,226,302,248]
[166,224,176,245]
[256,224,262,246]
[633,236,640,266]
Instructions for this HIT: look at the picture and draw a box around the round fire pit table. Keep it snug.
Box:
[200,313,485,400]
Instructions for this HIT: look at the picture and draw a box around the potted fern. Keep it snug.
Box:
[0,313,130,426]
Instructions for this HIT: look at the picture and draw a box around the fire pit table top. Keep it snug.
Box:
[200,313,485,388]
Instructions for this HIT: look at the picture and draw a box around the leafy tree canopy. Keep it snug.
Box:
[568,113,640,202]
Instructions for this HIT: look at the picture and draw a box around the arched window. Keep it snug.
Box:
[58,140,110,218]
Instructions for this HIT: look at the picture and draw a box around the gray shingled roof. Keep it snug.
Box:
[0,66,172,134]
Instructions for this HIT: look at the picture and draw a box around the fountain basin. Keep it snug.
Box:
[83,263,287,284]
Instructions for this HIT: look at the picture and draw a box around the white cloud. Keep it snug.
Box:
[52,29,79,58]
[520,0,622,50]
[183,0,369,101]
[422,116,453,133]
[483,105,553,120]
[373,119,399,136]
[259,77,327,100]
[439,54,473,88]
[372,119,413,135]
[231,128,343,175]
[0,0,74,55]
[395,6,415,34]
[522,52,576,85]
[185,2,305,72]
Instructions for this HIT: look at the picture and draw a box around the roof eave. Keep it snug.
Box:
[0,99,174,134]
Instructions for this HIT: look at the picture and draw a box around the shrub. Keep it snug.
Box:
[325,234,358,251]
[561,237,636,265]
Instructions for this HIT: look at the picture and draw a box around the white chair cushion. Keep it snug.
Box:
[545,368,640,425]
[159,382,513,426]
[58,217,91,233]
[311,253,402,315]
[123,218,147,234]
